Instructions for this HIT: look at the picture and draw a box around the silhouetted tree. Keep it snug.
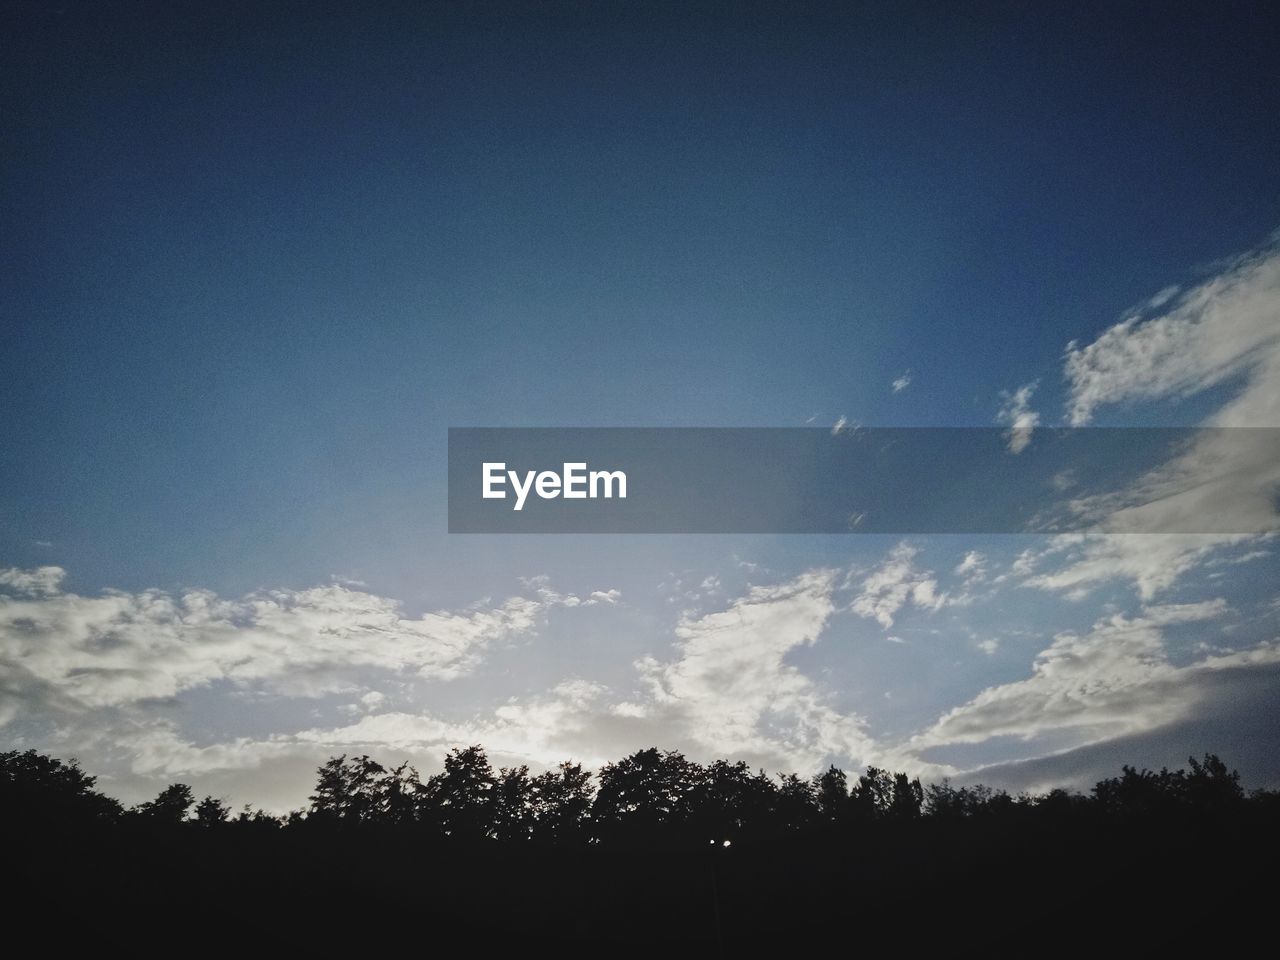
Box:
[890,772,924,819]
[1186,754,1243,811]
[311,755,353,821]
[1033,787,1090,818]
[493,765,535,841]
[0,749,122,825]
[132,783,195,823]
[309,754,388,822]
[924,778,964,819]
[1094,765,1185,817]
[592,748,700,843]
[428,745,497,839]
[382,761,427,825]
[813,764,849,824]
[5,745,1271,861]
[690,760,777,843]
[773,773,818,832]
[851,766,894,820]
[530,761,594,843]
[234,805,284,829]
[194,795,230,826]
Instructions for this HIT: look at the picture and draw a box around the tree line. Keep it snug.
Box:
[3,745,1274,846]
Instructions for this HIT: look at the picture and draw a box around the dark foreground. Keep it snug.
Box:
[6,747,1279,950]
[13,816,1279,950]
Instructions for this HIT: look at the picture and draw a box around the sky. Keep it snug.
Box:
[3,1,1280,811]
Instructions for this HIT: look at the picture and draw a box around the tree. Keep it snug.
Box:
[689,760,776,844]
[1093,765,1184,817]
[428,745,497,839]
[0,749,122,826]
[493,765,535,841]
[890,773,924,820]
[773,773,818,833]
[530,761,594,843]
[234,805,283,829]
[311,755,353,821]
[1186,754,1243,811]
[382,762,427,826]
[194,795,230,826]
[851,767,894,820]
[813,765,849,824]
[309,754,388,823]
[592,748,701,843]
[132,783,195,823]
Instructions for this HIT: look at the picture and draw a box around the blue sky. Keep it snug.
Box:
[3,2,1279,809]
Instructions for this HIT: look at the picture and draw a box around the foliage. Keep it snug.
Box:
[0,748,1266,846]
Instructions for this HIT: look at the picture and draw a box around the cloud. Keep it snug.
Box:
[1064,242,1280,427]
[850,542,947,628]
[631,570,871,764]
[91,571,885,807]
[1009,239,1280,598]
[954,551,987,584]
[0,569,604,712]
[996,381,1040,454]
[1019,534,1257,601]
[0,566,65,596]
[910,600,1280,757]
[891,371,912,394]
[831,415,850,436]
[956,661,1280,793]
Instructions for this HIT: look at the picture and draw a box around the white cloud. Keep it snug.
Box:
[1055,243,1280,543]
[99,571,886,804]
[891,371,912,393]
[954,551,986,583]
[996,381,1040,454]
[911,600,1280,754]
[831,415,849,436]
[0,565,65,596]
[0,570,605,711]
[1007,239,1280,598]
[1019,533,1255,601]
[850,542,947,628]
[1064,242,1280,427]
[630,570,871,764]
[519,575,621,608]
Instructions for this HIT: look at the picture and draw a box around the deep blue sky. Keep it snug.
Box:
[5,1,1280,596]
[3,2,1280,804]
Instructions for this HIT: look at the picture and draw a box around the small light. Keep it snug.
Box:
[722,839,731,848]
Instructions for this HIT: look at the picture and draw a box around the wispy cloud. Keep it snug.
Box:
[1018,534,1257,601]
[1064,243,1280,427]
[95,571,884,804]
[0,569,606,713]
[996,381,1040,454]
[910,600,1280,755]
[850,542,946,629]
[0,565,65,596]
[1010,240,1280,598]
